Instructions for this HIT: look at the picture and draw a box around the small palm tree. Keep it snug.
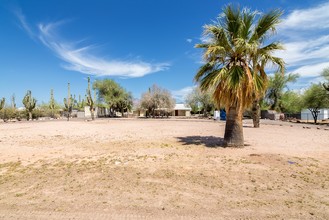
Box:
[250,40,285,127]
[195,5,284,147]
[266,72,299,112]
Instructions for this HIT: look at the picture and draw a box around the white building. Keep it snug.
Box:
[78,106,109,118]
[301,109,329,121]
[172,104,191,117]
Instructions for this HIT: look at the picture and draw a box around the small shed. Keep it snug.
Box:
[172,104,191,117]
[79,106,109,119]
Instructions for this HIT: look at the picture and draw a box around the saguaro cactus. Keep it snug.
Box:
[11,94,16,109]
[49,89,56,118]
[22,90,37,120]
[86,77,95,120]
[77,95,85,111]
[64,83,73,121]
[0,98,5,111]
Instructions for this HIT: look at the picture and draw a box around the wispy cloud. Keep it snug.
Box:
[15,11,169,78]
[280,2,329,31]
[289,62,329,78]
[171,86,195,102]
[276,2,329,83]
[14,8,34,39]
[275,36,329,68]
[186,38,192,43]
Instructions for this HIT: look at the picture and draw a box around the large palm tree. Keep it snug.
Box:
[195,5,284,147]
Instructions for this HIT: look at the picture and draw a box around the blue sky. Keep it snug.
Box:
[0,0,328,107]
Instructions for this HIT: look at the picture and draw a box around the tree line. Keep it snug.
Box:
[186,69,329,124]
[0,77,176,121]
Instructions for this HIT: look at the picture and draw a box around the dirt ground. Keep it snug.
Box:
[0,118,328,219]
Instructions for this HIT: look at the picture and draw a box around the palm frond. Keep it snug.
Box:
[250,9,283,43]
[194,63,215,82]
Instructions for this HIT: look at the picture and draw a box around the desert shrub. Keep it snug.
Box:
[0,107,17,121]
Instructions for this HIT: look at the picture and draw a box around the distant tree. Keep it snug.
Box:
[322,67,329,92]
[63,83,73,121]
[185,87,215,116]
[77,95,86,111]
[116,91,133,117]
[22,90,37,120]
[281,91,302,114]
[93,79,132,117]
[302,84,329,124]
[266,72,299,112]
[185,89,200,114]
[140,84,175,118]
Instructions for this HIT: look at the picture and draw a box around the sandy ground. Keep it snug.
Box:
[0,118,328,219]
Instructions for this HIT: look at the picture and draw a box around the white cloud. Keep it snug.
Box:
[280,2,329,30]
[171,86,195,102]
[16,12,169,78]
[275,36,329,67]
[289,62,329,78]
[186,38,192,43]
[275,2,329,80]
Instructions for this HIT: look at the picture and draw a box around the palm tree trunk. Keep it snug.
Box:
[272,93,278,111]
[252,99,260,128]
[224,106,244,147]
[91,107,95,120]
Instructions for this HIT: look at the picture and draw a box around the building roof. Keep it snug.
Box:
[174,104,191,111]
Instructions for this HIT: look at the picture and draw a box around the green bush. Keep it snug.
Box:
[0,107,17,121]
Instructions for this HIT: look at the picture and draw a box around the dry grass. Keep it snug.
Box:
[0,119,328,219]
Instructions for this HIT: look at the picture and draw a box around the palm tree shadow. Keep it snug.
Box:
[176,136,225,148]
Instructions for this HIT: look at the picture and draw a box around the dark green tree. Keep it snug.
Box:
[93,79,132,117]
[302,84,329,124]
[281,91,302,114]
